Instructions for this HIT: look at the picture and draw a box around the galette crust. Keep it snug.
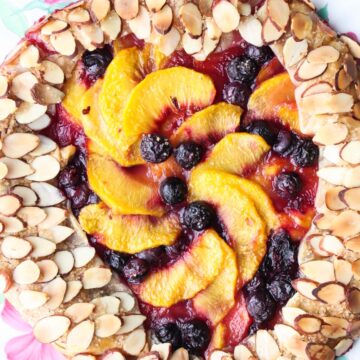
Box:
[0,0,359,359]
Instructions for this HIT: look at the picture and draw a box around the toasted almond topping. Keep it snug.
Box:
[0,162,7,180]
[353,101,360,120]
[15,102,47,124]
[34,315,70,343]
[179,3,202,37]
[30,135,57,156]
[0,269,12,293]
[205,17,221,41]
[295,314,322,334]
[91,296,120,316]
[60,145,76,165]
[13,260,40,284]
[67,320,95,353]
[307,45,340,64]
[95,314,122,338]
[30,182,65,207]
[26,236,56,258]
[238,2,251,16]
[170,348,189,360]
[40,60,65,85]
[64,280,83,303]
[38,207,67,229]
[114,0,139,20]
[73,355,96,360]
[3,133,40,158]
[20,45,40,68]
[146,0,166,12]
[31,83,65,105]
[334,258,353,285]
[313,281,346,304]
[12,186,37,206]
[274,324,304,357]
[123,328,146,356]
[65,302,95,323]
[301,81,332,97]
[72,246,96,268]
[101,10,122,40]
[19,290,48,309]
[294,60,327,81]
[283,37,308,67]
[313,122,348,146]
[37,259,59,282]
[321,324,347,339]
[1,236,32,259]
[112,291,136,312]
[305,343,335,360]
[345,236,360,253]
[0,195,21,216]
[267,0,290,30]
[341,187,360,211]
[68,7,91,23]
[292,278,318,300]
[344,166,360,188]
[325,186,346,211]
[308,234,330,257]
[157,27,180,56]
[182,32,202,55]
[210,351,232,360]
[335,68,353,91]
[332,210,360,238]
[0,75,8,96]
[50,30,76,56]
[83,267,112,289]
[102,351,126,360]
[340,34,360,59]
[90,0,110,21]
[26,155,60,181]
[212,0,239,33]
[73,22,104,50]
[282,307,306,327]
[255,329,280,359]
[0,98,17,121]
[41,225,74,243]
[11,72,38,103]
[348,287,360,314]
[151,343,171,360]
[43,276,66,309]
[301,260,335,283]
[17,207,47,226]
[41,19,68,35]
[233,344,253,360]
[291,12,312,40]
[335,338,353,356]
[340,141,360,165]
[317,166,347,185]
[153,5,173,35]
[0,216,24,234]
[238,16,263,48]
[319,235,344,256]
[117,314,146,334]
[192,27,219,61]
[54,250,75,275]
[128,6,151,40]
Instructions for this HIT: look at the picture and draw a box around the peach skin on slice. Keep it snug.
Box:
[170,103,242,146]
[87,153,164,216]
[193,239,238,325]
[137,230,226,307]
[189,170,267,283]
[79,203,180,253]
[196,133,270,176]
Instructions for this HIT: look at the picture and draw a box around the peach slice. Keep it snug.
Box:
[137,230,226,307]
[79,203,180,254]
[189,169,267,283]
[196,133,270,176]
[248,72,299,131]
[170,102,242,146]
[193,239,238,325]
[87,153,164,216]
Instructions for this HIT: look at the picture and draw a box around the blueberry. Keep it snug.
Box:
[105,250,129,272]
[274,172,302,199]
[246,289,276,323]
[273,130,294,156]
[244,272,266,295]
[136,246,167,267]
[82,45,113,81]
[290,139,319,167]
[58,166,80,188]
[181,201,215,231]
[122,258,149,283]
[246,120,276,145]
[174,142,203,170]
[140,134,172,163]
[226,56,258,82]
[223,82,251,108]
[155,322,182,349]
[71,184,91,209]
[245,46,274,64]
[165,234,192,261]
[180,319,211,355]
[267,276,295,305]
[160,177,187,205]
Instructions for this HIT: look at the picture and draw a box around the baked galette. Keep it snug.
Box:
[0,0,360,359]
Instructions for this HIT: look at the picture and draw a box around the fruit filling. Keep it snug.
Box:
[42,33,319,356]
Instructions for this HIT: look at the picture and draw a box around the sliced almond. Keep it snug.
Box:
[344,166,360,188]
[305,343,335,360]
[291,12,312,40]
[102,351,126,360]
[41,19,68,35]
[95,314,122,338]
[319,235,344,256]
[128,6,151,40]
[145,0,165,12]
[340,34,360,59]
[26,155,60,181]
[334,338,353,357]
[182,32,202,55]
[292,278,319,300]
[13,260,40,284]
[151,343,171,360]
[255,329,280,360]
[313,122,348,146]
[43,276,66,309]
[54,250,75,275]
[37,259,59,282]
[294,60,327,81]
[340,187,360,211]
[101,10,122,40]
[331,210,360,238]
[321,324,347,339]
[192,27,219,61]
[12,186,37,206]
[15,102,47,124]
[17,207,47,226]
[26,236,56,258]
[267,0,290,30]
[90,0,110,21]
[34,315,70,343]
[0,162,7,180]
[1,236,32,259]
[210,351,232,360]
[72,23,104,51]
[114,0,139,20]
[40,60,65,85]
[307,45,340,64]
[0,195,21,216]
[317,167,347,185]
[313,281,346,304]
[66,320,95,353]
[0,75,8,97]
[282,307,306,327]
[31,83,65,105]
[335,67,353,91]
[0,269,12,293]
[273,324,305,358]
[73,355,96,360]
[348,287,360,314]
[179,3,202,37]
[300,260,335,283]
[117,314,146,334]
[38,207,67,229]
[72,246,96,268]
[238,16,263,47]
[30,182,65,207]
[301,81,332,97]
[205,17,221,41]
[19,290,48,309]
[64,302,95,323]
[123,328,146,356]
[91,296,121,316]
[3,133,40,158]
[345,236,360,253]
[64,280,83,303]
[41,225,74,243]
[153,5,173,35]
[234,344,253,360]
[0,98,17,121]
[295,314,322,334]
[340,141,360,165]
[283,37,308,67]
[325,186,346,211]
[170,348,189,360]
[20,45,40,68]
[30,135,57,156]
[28,114,51,130]
[353,101,360,120]
[83,267,112,289]
[0,216,24,234]
[212,0,239,33]
[50,30,76,56]
[156,27,180,56]
[334,258,353,285]
[112,291,135,312]
[11,72,38,103]
[68,7,91,23]
[262,18,283,43]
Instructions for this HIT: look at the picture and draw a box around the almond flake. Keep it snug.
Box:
[332,210,360,238]
[179,3,202,37]
[292,278,318,300]
[83,267,112,289]
[91,296,121,316]
[73,22,104,51]
[267,0,290,30]
[317,167,347,185]
[182,33,202,55]
[26,155,60,181]
[30,135,57,157]
[0,75,8,97]
[64,280,83,303]
[3,133,40,158]
[192,27,219,61]
[95,314,122,338]
[37,259,59,282]
[348,287,360,314]
[11,72,38,103]
[15,102,47,124]
[344,166,360,188]
[301,260,335,283]
[307,45,340,64]
[319,235,344,256]
[41,19,68,35]
[313,122,348,146]
[205,17,221,41]
[64,302,95,323]
[295,314,322,334]
[325,186,346,211]
[282,307,306,327]
[20,45,40,68]
[114,0,139,20]
[0,98,17,121]
[340,187,360,210]
[66,320,95,353]
[255,330,280,360]
[68,8,91,23]
[41,225,74,243]
[0,216,24,234]
[30,182,65,207]
[31,83,65,105]
[151,343,171,360]
[1,236,32,259]
[153,5,173,35]
[314,212,337,231]
[170,348,189,360]
[239,16,263,48]
[17,207,47,226]
[26,236,56,258]
[305,343,335,360]
[314,281,346,304]
[43,276,66,309]
[19,290,48,309]
[0,195,21,216]
[307,234,330,257]
[72,246,96,268]
[38,207,66,229]
[12,186,37,206]
[128,6,151,40]
[54,250,74,275]
[102,352,126,360]
[34,315,70,343]
[283,37,308,67]
[50,30,76,56]
[294,60,327,81]
[335,68,353,91]
[157,27,180,56]
[274,324,305,357]
[210,351,232,360]
[334,258,353,285]
[73,355,96,360]
[40,60,65,85]
[291,12,312,40]
[0,270,12,293]
[13,260,40,284]
[101,10,122,40]
[238,3,251,16]
[112,291,135,312]
[335,338,353,357]
[340,34,360,59]
[340,141,360,165]
[0,162,7,180]
[352,259,360,280]
[353,101,360,120]
[234,344,253,360]
[117,314,146,334]
[321,324,347,339]
[123,328,146,356]
[145,0,165,12]
[212,0,239,33]
[301,81,332,97]
[345,236,360,253]
[90,0,110,21]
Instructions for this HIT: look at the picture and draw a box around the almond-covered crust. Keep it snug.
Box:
[0,0,360,359]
